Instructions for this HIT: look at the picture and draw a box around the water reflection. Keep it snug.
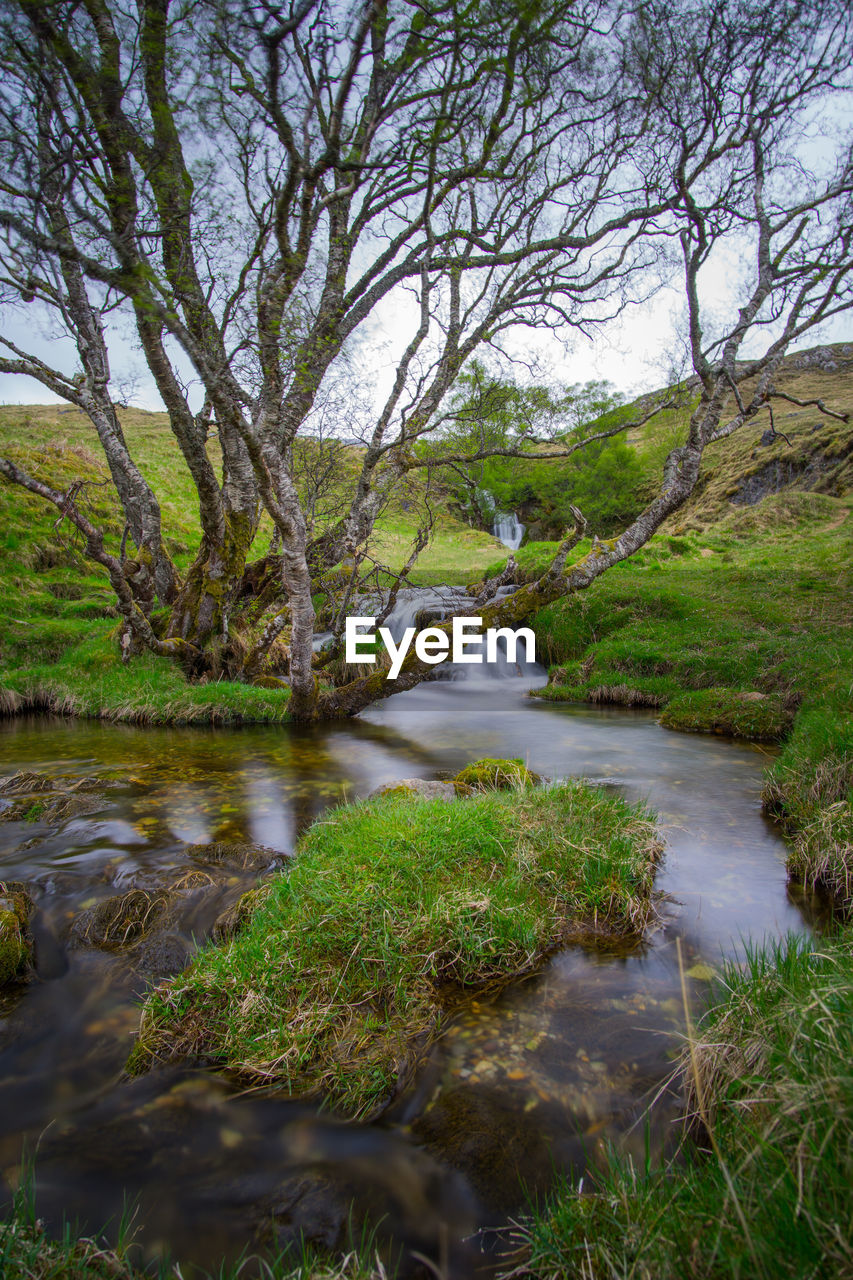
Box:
[0,684,819,1276]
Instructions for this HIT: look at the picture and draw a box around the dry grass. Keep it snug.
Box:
[71,889,172,950]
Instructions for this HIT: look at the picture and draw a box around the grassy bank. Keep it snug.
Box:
[128,779,661,1119]
[519,499,851,717]
[764,694,853,910]
[0,412,499,724]
[514,931,853,1280]
[0,635,292,725]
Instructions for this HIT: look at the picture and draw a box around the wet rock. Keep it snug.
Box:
[411,1083,559,1213]
[133,931,194,979]
[0,881,34,985]
[453,757,541,794]
[184,841,284,871]
[212,885,271,944]
[70,889,172,951]
[0,773,107,825]
[368,778,458,803]
[264,1171,352,1253]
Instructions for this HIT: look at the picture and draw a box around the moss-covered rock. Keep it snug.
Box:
[452,757,540,794]
[659,688,792,741]
[252,675,289,690]
[0,772,106,824]
[0,881,33,984]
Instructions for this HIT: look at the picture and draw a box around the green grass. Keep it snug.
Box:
[367,506,503,584]
[524,513,851,703]
[0,634,291,725]
[659,688,791,741]
[0,409,502,720]
[127,780,661,1119]
[508,497,853,909]
[514,931,853,1280]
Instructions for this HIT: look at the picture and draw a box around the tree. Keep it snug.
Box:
[428,365,639,535]
[0,0,851,721]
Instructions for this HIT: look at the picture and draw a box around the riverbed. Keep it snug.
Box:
[0,672,818,1276]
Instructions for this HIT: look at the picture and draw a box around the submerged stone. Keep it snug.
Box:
[0,772,107,824]
[71,888,172,951]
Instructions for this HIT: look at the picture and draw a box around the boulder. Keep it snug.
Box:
[368,778,457,803]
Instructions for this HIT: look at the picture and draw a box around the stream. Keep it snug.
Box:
[0,648,821,1276]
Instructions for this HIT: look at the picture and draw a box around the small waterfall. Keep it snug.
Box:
[492,511,524,551]
[362,585,540,682]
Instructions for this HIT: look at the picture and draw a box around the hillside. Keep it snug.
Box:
[631,341,853,530]
[0,342,850,724]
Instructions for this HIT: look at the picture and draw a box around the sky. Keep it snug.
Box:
[0,280,680,410]
[1,119,850,419]
[3,277,850,423]
[2,3,850,424]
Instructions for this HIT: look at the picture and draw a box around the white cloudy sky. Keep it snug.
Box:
[1,214,850,416]
[3,282,849,417]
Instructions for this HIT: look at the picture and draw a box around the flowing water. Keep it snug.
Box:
[0,615,820,1276]
[492,513,524,551]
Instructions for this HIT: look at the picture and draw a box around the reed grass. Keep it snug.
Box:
[511,932,853,1280]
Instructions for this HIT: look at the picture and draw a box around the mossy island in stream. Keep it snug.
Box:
[128,771,662,1119]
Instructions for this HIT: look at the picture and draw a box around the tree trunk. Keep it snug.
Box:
[166,508,258,661]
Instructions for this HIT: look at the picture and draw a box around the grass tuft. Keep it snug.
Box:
[659,687,791,740]
[128,780,662,1118]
